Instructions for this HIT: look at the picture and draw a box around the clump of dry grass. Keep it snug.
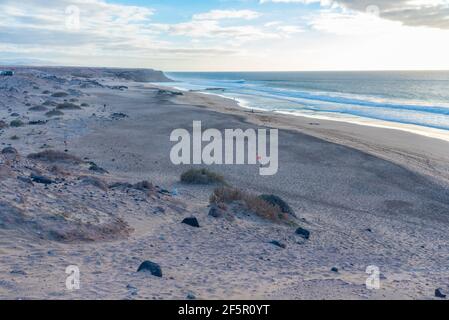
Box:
[51,92,69,98]
[181,168,225,185]
[27,150,83,164]
[210,186,293,223]
[56,102,81,110]
[10,119,24,127]
[45,109,64,117]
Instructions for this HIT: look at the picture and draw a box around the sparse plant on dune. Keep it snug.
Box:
[181,168,225,185]
[210,186,295,223]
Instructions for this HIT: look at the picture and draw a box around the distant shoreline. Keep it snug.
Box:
[153,81,449,144]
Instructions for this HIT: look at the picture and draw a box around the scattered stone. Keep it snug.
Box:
[111,112,129,119]
[186,292,196,300]
[365,228,373,233]
[435,288,446,299]
[269,240,286,249]
[295,227,310,240]
[30,173,54,185]
[126,284,138,296]
[28,120,48,126]
[10,269,27,276]
[331,267,339,273]
[182,217,200,228]
[259,194,296,217]
[137,261,162,277]
[17,176,33,184]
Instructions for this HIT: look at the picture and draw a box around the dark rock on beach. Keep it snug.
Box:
[28,120,48,126]
[111,112,129,120]
[269,240,286,249]
[137,261,162,277]
[30,174,54,185]
[435,288,446,299]
[295,227,310,240]
[182,217,200,228]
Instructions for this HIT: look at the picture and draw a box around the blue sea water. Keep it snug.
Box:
[161,71,449,132]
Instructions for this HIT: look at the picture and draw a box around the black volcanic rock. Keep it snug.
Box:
[137,261,162,277]
[182,217,200,228]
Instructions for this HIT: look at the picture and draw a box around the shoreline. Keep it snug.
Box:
[150,84,449,186]
[159,82,449,143]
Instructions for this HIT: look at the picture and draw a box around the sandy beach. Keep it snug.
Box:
[1,67,449,300]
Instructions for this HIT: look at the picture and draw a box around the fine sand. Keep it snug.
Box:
[1,67,448,300]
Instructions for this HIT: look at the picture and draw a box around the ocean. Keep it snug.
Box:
[160,71,449,138]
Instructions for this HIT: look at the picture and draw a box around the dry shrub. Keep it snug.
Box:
[210,186,244,204]
[210,186,292,223]
[51,92,68,98]
[181,168,225,185]
[56,102,81,110]
[27,150,83,164]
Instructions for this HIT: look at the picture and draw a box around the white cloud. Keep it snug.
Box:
[193,10,261,20]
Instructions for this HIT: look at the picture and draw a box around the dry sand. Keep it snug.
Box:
[0,67,448,300]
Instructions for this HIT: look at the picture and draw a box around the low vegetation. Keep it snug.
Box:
[51,92,69,98]
[210,186,294,223]
[45,109,64,117]
[28,105,48,112]
[27,150,83,164]
[181,168,225,185]
[56,102,81,110]
[10,119,24,127]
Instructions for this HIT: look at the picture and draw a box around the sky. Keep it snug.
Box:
[1,0,449,71]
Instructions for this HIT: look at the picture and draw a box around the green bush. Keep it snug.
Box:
[10,119,24,127]
[181,168,225,185]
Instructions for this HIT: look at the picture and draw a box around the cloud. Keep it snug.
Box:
[0,0,247,67]
[193,9,261,20]
[260,0,449,30]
